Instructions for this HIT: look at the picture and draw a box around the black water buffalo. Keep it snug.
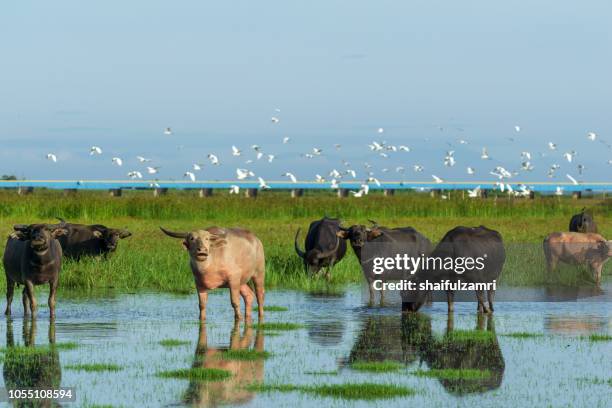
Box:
[294,217,347,277]
[56,218,131,259]
[569,208,598,233]
[402,226,505,313]
[337,223,432,305]
[3,223,67,317]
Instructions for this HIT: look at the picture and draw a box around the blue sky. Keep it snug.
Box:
[1,0,611,183]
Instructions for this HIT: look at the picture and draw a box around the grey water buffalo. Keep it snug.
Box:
[294,217,347,277]
[544,232,611,285]
[56,218,131,259]
[569,209,598,233]
[161,226,265,321]
[337,223,432,306]
[402,226,505,313]
[3,224,68,317]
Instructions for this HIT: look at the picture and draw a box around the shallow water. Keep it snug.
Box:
[0,285,610,407]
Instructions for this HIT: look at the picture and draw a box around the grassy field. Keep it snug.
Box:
[0,190,610,294]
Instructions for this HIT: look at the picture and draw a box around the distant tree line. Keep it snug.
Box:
[1,175,18,180]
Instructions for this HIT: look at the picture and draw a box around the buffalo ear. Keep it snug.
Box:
[13,224,29,232]
[368,228,383,239]
[336,230,349,239]
[9,231,27,241]
[92,230,104,239]
[51,228,67,238]
[118,229,132,239]
[210,237,227,248]
[182,240,190,251]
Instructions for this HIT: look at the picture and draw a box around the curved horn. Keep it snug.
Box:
[294,228,305,258]
[160,227,189,239]
[316,237,341,259]
[13,224,29,232]
[368,219,379,227]
[56,217,67,224]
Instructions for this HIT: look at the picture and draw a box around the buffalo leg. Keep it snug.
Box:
[22,288,30,316]
[379,285,385,307]
[4,278,15,316]
[48,277,59,318]
[592,263,603,286]
[446,290,454,313]
[24,280,37,316]
[239,284,254,322]
[476,290,490,313]
[197,288,208,321]
[252,277,265,321]
[487,290,495,312]
[367,279,375,307]
[229,283,243,321]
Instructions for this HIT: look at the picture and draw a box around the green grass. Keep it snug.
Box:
[443,330,495,343]
[254,305,289,312]
[501,332,544,339]
[0,191,609,292]
[413,368,492,380]
[0,342,78,354]
[582,334,612,342]
[577,377,612,386]
[53,342,79,350]
[221,349,271,361]
[65,363,122,372]
[157,367,232,381]
[304,370,339,376]
[350,360,405,373]
[249,322,304,331]
[246,382,416,400]
[159,339,190,348]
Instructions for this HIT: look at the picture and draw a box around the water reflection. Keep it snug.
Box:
[545,315,609,335]
[3,318,62,407]
[420,314,505,395]
[183,323,265,407]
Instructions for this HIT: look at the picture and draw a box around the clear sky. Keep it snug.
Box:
[1,0,611,183]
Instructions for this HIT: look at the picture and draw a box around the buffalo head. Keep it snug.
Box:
[12,224,67,251]
[160,227,227,262]
[336,225,383,247]
[91,225,132,252]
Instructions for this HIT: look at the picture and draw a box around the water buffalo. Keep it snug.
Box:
[402,226,505,313]
[161,226,265,321]
[183,323,264,406]
[337,223,432,306]
[3,223,68,318]
[569,208,598,233]
[56,218,131,259]
[294,217,347,277]
[544,232,611,286]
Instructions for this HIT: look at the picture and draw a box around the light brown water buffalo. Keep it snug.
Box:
[544,232,611,285]
[161,226,265,321]
[3,224,68,318]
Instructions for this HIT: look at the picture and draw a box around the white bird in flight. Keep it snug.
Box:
[192,163,203,171]
[136,156,151,163]
[283,172,297,183]
[229,185,240,194]
[236,168,254,180]
[46,153,57,162]
[184,171,196,182]
[271,117,280,124]
[377,127,384,134]
[127,171,142,179]
[232,146,241,156]
[587,132,597,141]
[164,127,172,136]
[467,167,475,175]
[548,142,557,150]
[282,137,290,144]
[258,177,270,189]
[413,164,424,172]
[208,154,220,165]
[432,175,443,183]
[112,157,123,166]
[481,148,490,160]
[566,174,578,185]
[146,166,160,174]
[514,125,521,132]
[90,146,102,155]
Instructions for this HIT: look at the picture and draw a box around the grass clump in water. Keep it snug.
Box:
[444,330,495,343]
[413,368,492,380]
[305,370,338,376]
[158,367,232,381]
[65,363,122,372]
[501,332,544,339]
[350,360,404,373]
[246,382,416,400]
[583,334,612,342]
[250,322,304,331]
[254,305,288,312]
[159,339,190,348]
[221,349,270,361]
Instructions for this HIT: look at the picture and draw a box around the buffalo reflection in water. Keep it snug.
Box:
[346,313,505,395]
[3,318,62,408]
[183,323,265,407]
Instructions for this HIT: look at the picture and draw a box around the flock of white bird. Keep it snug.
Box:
[44,114,611,197]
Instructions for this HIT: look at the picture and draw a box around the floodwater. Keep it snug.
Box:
[0,285,610,407]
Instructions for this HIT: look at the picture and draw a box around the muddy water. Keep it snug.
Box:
[0,286,610,407]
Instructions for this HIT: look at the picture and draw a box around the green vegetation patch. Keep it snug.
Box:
[159,339,190,347]
[583,334,612,342]
[577,377,612,386]
[253,305,289,312]
[221,349,271,361]
[157,367,232,381]
[304,370,339,376]
[246,382,416,400]
[413,368,492,380]
[65,363,122,372]
[350,360,405,373]
[443,330,495,343]
[501,332,544,339]
[250,322,304,331]
[53,342,79,351]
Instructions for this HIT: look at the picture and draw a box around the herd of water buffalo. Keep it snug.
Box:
[2,209,610,320]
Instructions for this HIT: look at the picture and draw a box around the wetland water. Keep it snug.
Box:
[0,285,610,407]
